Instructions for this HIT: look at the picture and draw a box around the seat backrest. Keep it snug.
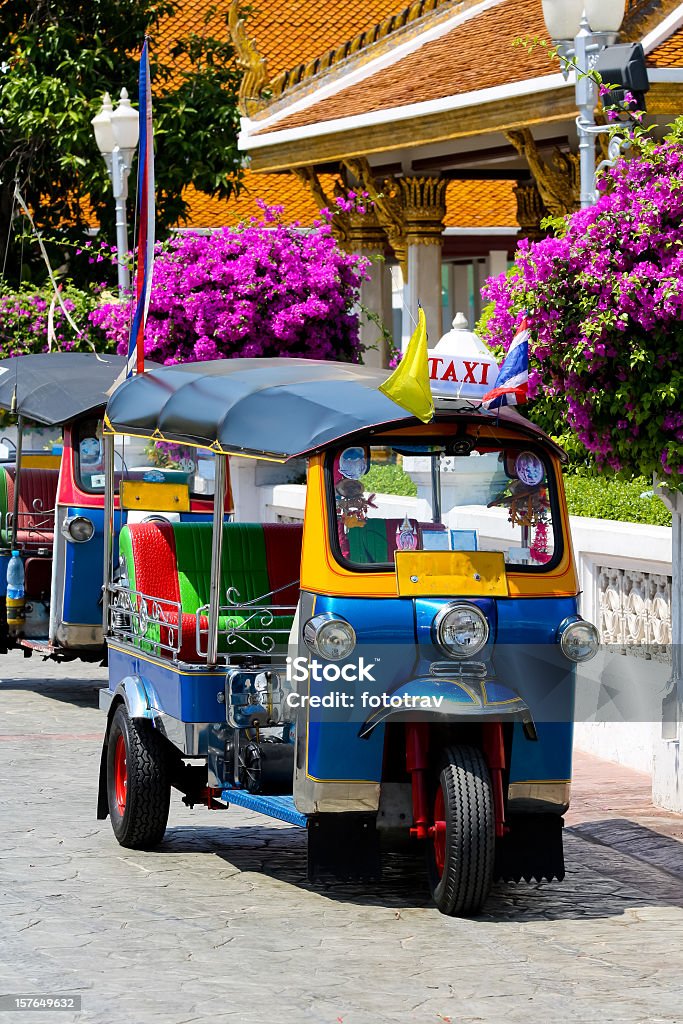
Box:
[1,467,59,544]
[119,520,180,605]
[262,523,303,606]
[119,521,304,615]
[5,467,59,523]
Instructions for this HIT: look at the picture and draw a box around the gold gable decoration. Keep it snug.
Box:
[505,129,580,217]
[228,0,271,117]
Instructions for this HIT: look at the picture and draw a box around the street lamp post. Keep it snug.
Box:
[91,89,139,293]
[541,1,626,207]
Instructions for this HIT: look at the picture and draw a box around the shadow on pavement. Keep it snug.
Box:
[151,821,682,919]
[0,675,102,709]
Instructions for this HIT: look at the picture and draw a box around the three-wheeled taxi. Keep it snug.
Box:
[97,357,599,916]
[0,353,231,659]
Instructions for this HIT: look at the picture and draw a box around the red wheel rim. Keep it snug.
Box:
[432,787,446,878]
[114,733,127,815]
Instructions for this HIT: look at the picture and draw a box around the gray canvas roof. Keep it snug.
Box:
[0,353,129,426]
[104,357,567,462]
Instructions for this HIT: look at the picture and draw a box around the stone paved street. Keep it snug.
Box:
[1,652,682,1024]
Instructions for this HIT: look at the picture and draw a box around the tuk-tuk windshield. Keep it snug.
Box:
[329,442,561,572]
[75,419,216,497]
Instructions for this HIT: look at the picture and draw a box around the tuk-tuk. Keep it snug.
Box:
[97,357,599,916]
[0,353,231,660]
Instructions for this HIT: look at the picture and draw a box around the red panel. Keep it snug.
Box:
[24,557,52,599]
[263,524,303,607]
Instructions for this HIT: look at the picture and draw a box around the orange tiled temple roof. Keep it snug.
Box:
[155,0,412,80]
[253,0,554,134]
[250,0,683,135]
[183,171,517,229]
[648,27,683,66]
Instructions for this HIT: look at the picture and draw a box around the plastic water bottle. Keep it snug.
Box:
[6,550,25,628]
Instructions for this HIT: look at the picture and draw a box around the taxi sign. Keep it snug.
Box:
[428,313,498,402]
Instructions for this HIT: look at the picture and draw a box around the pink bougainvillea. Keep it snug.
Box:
[482,124,683,490]
[89,205,371,365]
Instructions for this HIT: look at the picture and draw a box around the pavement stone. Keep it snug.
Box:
[1,652,682,1024]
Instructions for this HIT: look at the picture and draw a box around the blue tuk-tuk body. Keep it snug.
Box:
[97,358,597,916]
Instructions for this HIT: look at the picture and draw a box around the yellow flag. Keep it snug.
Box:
[379,306,434,424]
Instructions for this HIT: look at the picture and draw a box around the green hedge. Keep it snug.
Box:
[361,463,670,526]
[361,464,417,497]
[564,476,671,526]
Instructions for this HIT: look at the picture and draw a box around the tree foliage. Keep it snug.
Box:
[0,0,242,285]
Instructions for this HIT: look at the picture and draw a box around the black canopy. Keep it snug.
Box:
[0,353,130,427]
[105,357,566,462]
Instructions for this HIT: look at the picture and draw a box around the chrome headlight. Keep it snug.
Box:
[303,614,356,662]
[61,515,94,543]
[433,602,489,660]
[558,618,599,663]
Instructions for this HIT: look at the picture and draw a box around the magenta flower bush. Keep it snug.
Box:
[90,206,371,365]
[482,125,683,490]
[0,285,108,358]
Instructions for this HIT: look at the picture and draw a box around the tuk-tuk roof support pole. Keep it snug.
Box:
[10,415,24,551]
[102,433,115,637]
[431,455,442,525]
[207,454,226,666]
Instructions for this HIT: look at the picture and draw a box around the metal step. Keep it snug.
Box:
[220,789,307,828]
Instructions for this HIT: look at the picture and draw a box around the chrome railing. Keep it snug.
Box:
[195,580,298,659]
[107,583,183,660]
[107,578,298,662]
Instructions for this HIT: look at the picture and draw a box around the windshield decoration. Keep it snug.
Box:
[330,443,559,572]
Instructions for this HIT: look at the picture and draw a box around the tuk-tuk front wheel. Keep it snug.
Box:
[426,745,495,917]
[106,704,170,849]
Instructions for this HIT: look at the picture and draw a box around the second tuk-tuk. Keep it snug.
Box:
[0,352,231,660]
[96,357,599,916]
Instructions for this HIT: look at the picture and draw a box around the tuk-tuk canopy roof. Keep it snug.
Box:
[0,353,130,427]
[105,358,567,462]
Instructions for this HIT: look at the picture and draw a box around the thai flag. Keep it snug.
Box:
[127,37,155,377]
[481,318,530,409]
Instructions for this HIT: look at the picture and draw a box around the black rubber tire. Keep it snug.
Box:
[426,744,495,917]
[106,703,170,849]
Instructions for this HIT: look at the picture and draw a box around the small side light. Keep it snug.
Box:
[61,515,95,544]
[558,617,599,663]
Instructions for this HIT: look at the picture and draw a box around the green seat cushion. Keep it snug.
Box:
[172,522,271,615]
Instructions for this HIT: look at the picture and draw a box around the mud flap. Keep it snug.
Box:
[495,813,565,883]
[96,734,109,820]
[308,813,381,883]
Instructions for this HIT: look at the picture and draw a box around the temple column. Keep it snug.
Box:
[444,263,472,331]
[348,213,391,368]
[400,176,447,346]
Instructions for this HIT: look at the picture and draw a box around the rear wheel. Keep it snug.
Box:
[106,704,170,849]
[426,744,495,916]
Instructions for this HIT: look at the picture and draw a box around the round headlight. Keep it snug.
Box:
[433,602,489,660]
[559,618,599,663]
[62,515,94,543]
[303,614,356,662]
